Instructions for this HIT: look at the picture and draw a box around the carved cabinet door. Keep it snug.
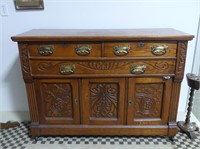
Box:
[127,77,172,125]
[34,79,80,124]
[81,78,125,125]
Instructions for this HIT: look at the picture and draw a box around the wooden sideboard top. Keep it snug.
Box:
[11,28,194,42]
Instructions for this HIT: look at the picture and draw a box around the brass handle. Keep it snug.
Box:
[75,45,91,56]
[38,45,54,56]
[113,45,130,56]
[59,65,75,75]
[151,45,168,56]
[131,65,146,74]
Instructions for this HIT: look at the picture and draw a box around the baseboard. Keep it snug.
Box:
[0,111,199,127]
[0,111,30,122]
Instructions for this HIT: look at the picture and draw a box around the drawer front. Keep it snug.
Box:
[29,42,102,57]
[104,42,177,57]
[30,60,175,76]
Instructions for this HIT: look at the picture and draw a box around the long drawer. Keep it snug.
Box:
[30,59,176,76]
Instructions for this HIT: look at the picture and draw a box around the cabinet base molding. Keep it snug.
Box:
[31,124,169,137]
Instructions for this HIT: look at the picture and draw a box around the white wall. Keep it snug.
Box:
[0,1,3,113]
[0,0,200,112]
[192,17,200,75]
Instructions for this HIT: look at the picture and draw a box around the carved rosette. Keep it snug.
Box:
[135,83,163,118]
[90,83,118,118]
[18,44,31,80]
[175,42,187,80]
[41,83,73,117]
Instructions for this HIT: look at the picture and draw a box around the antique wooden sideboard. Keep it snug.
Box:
[11,29,194,138]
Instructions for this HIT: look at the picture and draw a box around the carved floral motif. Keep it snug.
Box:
[41,83,73,117]
[135,83,163,118]
[90,83,118,118]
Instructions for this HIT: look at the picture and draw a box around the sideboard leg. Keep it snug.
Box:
[169,137,175,142]
[32,136,39,142]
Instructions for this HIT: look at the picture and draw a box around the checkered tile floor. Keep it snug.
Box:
[1,121,200,149]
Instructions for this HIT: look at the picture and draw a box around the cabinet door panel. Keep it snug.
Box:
[127,77,172,125]
[35,79,80,124]
[82,78,125,125]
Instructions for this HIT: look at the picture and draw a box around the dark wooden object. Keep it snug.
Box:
[177,73,200,139]
[11,29,194,138]
[0,121,20,129]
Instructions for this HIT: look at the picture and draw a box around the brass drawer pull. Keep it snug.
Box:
[130,65,146,74]
[113,45,130,56]
[59,65,75,75]
[75,45,91,56]
[151,45,168,56]
[38,45,54,56]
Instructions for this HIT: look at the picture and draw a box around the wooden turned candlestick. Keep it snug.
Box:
[177,73,200,139]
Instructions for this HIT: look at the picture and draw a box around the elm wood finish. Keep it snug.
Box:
[11,29,194,138]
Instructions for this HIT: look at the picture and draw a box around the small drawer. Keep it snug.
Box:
[29,42,102,57]
[30,59,175,76]
[104,42,177,57]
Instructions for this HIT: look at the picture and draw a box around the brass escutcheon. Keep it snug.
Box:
[137,42,145,47]
[128,100,133,106]
[74,99,78,105]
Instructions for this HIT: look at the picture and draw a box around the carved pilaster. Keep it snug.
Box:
[18,43,32,82]
[169,82,181,122]
[175,42,188,81]
[168,41,188,136]
[25,82,39,122]
[168,81,181,136]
